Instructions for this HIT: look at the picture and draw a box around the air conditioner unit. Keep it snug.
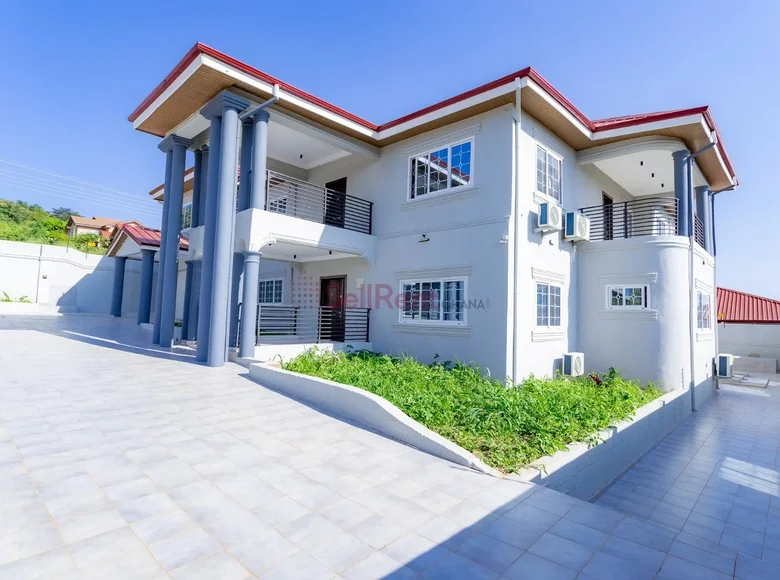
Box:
[564,212,590,242]
[537,202,564,233]
[717,354,733,378]
[563,352,585,377]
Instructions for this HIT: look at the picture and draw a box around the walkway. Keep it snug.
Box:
[0,315,776,579]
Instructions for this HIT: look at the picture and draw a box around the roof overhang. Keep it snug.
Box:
[131,43,737,192]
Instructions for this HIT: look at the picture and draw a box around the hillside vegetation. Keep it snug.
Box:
[0,199,107,254]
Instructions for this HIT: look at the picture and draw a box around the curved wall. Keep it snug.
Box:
[577,236,703,392]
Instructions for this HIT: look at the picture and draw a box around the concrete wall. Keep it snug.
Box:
[513,112,637,380]
[720,323,780,372]
[0,240,143,316]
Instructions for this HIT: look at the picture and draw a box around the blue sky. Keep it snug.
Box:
[1,1,778,297]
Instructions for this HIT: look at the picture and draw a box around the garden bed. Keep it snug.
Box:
[283,350,661,473]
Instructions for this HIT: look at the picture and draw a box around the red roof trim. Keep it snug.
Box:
[129,44,736,181]
[717,287,780,324]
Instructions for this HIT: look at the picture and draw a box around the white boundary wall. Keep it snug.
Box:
[0,240,142,316]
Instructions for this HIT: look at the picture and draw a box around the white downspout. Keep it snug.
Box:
[511,79,523,385]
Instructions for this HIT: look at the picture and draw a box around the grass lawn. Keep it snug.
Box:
[283,350,661,473]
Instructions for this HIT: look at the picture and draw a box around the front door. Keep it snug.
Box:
[324,178,347,229]
[602,192,614,240]
[320,276,346,341]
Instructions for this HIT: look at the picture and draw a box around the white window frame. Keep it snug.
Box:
[697,292,711,329]
[535,282,562,328]
[535,143,563,204]
[606,285,649,309]
[398,278,467,326]
[181,203,192,230]
[407,137,474,201]
[258,278,284,305]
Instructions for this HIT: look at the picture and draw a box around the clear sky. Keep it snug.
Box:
[1,1,778,297]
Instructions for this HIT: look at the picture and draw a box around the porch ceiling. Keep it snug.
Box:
[260,242,357,263]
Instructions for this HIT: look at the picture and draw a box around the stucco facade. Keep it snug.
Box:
[119,43,736,395]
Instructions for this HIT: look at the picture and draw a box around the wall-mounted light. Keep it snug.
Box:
[418,234,430,243]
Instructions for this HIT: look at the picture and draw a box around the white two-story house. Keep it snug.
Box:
[117,43,737,396]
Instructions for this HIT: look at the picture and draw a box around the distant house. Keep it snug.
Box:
[718,287,780,373]
[66,216,125,239]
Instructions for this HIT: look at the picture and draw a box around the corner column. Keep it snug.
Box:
[200,91,249,367]
[152,151,173,344]
[672,149,690,237]
[238,109,270,358]
[137,248,155,325]
[196,129,220,362]
[110,256,127,317]
[158,134,193,348]
[695,186,713,254]
[239,252,261,358]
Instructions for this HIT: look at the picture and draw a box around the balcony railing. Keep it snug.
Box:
[579,197,678,241]
[238,304,371,346]
[694,214,705,249]
[265,170,373,234]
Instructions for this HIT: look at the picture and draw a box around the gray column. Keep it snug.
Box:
[196,120,222,363]
[137,249,155,325]
[110,257,127,317]
[250,110,270,209]
[237,119,254,212]
[191,149,203,228]
[153,151,173,344]
[672,149,690,237]
[695,186,713,254]
[239,252,261,358]
[181,261,194,340]
[229,254,243,348]
[202,91,249,367]
[158,135,193,348]
[189,261,201,340]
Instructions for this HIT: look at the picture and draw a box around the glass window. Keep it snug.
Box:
[536,145,562,202]
[536,283,561,327]
[409,140,473,199]
[697,292,711,329]
[400,279,465,324]
[258,279,283,304]
[607,285,647,309]
[181,203,192,230]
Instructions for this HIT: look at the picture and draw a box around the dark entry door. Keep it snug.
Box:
[602,192,614,240]
[324,178,347,229]
[320,276,346,341]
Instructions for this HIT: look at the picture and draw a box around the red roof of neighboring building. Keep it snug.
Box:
[119,223,189,250]
[717,287,780,324]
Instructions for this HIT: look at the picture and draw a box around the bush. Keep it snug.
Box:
[283,350,661,472]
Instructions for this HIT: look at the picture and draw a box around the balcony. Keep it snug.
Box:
[579,197,678,241]
[266,170,372,235]
[229,171,376,263]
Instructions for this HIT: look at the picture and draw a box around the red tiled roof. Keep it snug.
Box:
[717,287,780,324]
[120,223,189,250]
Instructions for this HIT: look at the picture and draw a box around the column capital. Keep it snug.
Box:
[200,91,250,120]
[158,134,193,153]
[671,149,690,162]
[251,109,270,123]
[241,116,255,126]
[140,248,156,257]
[243,251,262,262]
[693,185,710,195]
[200,144,209,152]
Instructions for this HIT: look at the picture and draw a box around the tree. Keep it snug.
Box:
[50,207,80,220]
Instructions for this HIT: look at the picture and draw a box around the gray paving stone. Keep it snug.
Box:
[502,551,578,580]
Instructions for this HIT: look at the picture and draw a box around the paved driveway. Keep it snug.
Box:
[0,315,778,579]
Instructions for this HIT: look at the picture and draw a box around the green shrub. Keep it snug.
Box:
[283,350,661,472]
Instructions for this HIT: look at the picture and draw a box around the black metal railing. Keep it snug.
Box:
[579,197,678,241]
[242,304,370,345]
[265,170,373,235]
[694,214,705,249]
